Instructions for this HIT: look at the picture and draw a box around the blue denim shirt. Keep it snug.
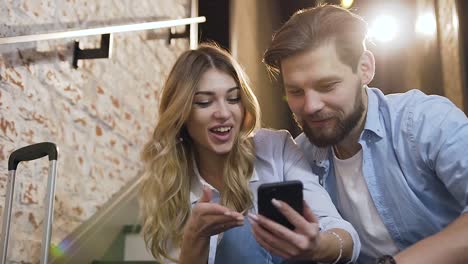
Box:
[296,87,468,263]
[189,129,361,264]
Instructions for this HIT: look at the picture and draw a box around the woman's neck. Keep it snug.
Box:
[196,151,227,191]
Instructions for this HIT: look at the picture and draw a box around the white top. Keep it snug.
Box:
[333,148,399,259]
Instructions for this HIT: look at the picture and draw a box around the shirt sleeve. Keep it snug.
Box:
[409,96,468,215]
[280,130,361,263]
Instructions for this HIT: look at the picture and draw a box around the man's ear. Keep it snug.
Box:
[358,50,375,85]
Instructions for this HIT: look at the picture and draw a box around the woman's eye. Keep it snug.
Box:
[194,101,211,107]
[227,97,241,103]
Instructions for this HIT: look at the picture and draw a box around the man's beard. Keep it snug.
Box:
[295,87,365,148]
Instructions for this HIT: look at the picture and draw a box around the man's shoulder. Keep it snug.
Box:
[254,128,292,142]
[294,133,330,165]
[382,88,452,110]
[294,132,323,150]
[369,88,460,126]
[253,128,293,153]
[384,89,464,130]
[253,129,305,165]
[294,132,308,145]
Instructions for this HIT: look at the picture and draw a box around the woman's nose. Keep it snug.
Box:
[213,102,230,119]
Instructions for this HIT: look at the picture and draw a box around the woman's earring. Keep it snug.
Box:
[154,142,163,151]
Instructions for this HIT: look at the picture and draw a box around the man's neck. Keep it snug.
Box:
[333,142,362,160]
[333,88,368,160]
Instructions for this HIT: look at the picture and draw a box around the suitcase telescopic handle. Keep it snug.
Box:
[2,142,59,264]
[8,142,58,171]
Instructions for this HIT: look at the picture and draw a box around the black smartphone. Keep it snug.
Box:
[257,180,303,230]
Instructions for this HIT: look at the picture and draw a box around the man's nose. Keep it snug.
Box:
[303,90,325,114]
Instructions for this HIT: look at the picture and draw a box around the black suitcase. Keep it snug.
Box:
[0,142,59,264]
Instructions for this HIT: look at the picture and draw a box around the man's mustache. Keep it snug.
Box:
[300,113,338,123]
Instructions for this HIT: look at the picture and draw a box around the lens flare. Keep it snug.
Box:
[368,15,399,43]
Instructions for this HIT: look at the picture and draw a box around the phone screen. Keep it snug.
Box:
[257,180,303,229]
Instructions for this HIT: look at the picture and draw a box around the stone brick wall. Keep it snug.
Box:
[0,1,189,262]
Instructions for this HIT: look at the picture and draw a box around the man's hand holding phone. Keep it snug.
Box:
[248,181,322,261]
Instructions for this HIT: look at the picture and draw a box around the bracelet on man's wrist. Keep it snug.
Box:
[326,231,343,264]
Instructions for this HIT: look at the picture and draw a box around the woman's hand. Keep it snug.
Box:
[180,186,245,264]
[184,186,245,240]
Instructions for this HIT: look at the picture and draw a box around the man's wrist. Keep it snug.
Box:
[376,255,396,264]
[327,231,343,264]
[312,231,344,263]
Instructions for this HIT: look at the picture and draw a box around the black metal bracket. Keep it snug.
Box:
[167,25,190,45]
[73,33,112,69]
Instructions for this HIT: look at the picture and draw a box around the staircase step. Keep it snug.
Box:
[122,224,142,234]
[92,261,158,264]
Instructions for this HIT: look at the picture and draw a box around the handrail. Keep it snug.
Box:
[0,16,206,45]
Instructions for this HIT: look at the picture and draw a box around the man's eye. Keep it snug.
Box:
[322,82,339,91]
[287,89,303,96]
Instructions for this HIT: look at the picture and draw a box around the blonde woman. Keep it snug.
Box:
[139,43,360,264]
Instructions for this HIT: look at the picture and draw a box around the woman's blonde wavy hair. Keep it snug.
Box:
[139,43,261,263]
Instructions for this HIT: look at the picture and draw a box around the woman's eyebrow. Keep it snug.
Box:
[195,86,239,95]
[226,87,240,93]
[194,91,214,96]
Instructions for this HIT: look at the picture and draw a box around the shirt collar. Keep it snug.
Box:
[189,159,259,204]
[363,87,384,139]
